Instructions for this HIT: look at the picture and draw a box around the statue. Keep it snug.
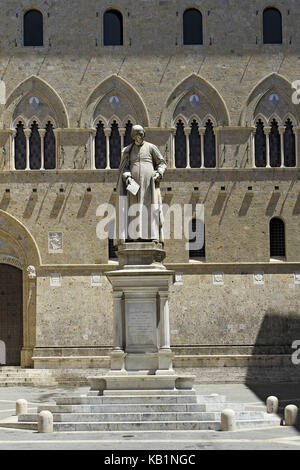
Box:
[116,125,167,244]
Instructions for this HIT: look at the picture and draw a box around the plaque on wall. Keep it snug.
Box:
[50,273,61,287]
[125,300,156,352]
[48,232,63,253]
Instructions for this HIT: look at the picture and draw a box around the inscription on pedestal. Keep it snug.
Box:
[126,301,156,351]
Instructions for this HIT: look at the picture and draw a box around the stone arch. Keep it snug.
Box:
[0,211,40,367]
[81,74,149,128]
[4,75,69,129]
[240,73,300,126]
[160,74,230,127]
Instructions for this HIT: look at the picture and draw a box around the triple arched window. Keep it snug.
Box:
[94,120,133,169]
[174,119,216,168]
[254,118,296,168]
[14,121,56,170]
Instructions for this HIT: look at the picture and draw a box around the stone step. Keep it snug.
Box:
[19,410,267,423]
[37,402,245,414]
[11,417,280,432]
[55,394,201,405]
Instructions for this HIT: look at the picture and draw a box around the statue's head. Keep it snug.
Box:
[131,125,145,146]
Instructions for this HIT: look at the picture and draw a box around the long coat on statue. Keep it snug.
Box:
[116,141,167,243]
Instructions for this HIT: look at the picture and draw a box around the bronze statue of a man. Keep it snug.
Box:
[116,125,166,243]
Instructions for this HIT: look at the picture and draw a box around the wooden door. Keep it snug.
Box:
[0,265,23,365]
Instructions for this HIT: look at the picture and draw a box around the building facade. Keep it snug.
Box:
[0,0,299,380]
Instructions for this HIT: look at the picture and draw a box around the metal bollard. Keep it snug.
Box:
[266,396,279,414]
[38,410,53,433]
[284,405,298,426]
[221,409,236,431]
[16,399,28,416]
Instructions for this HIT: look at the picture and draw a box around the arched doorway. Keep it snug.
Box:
[0,264,23,365]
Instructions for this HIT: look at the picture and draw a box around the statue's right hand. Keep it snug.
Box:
[126,176,132,186]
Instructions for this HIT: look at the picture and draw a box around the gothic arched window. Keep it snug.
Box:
[284,119,296,167]
[270,217,285,258]
[204,120,216,168]
[109,121,121,169]
[189,219,205,259]
[269,119,281,167]
[189,120,201,168]
[44,122,56,169]
[255,120,266,167]
[24,10,43,47]
[14,122,26,170]
[175,120,186,168]
[263,8,282,44]
[183,8,203,45]
[95,121,106,169]
[104,9,123,46]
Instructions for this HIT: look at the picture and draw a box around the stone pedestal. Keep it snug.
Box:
[107,241,174,376]
[89,241,195,392]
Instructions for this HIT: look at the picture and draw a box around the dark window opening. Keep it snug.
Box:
[183,8,203,45]
[269,119,281,167]
[175,120,186,168]
[29,121,41,169]
[270,217,285,257]
[124,120,133,147]
[95,121,106,169]
[189,219,205,258]
[284,119,296,167]
[189,120,201,168]
[255,120,266,167]
[104,9,123,46]
[44,121,56,169]
[109,121,121,169]
[263,8,282,44]
[204,120,216,168]
[14,122,26,170]
[24,10,43,47]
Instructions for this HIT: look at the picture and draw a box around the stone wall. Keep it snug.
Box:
[0,0,299,369]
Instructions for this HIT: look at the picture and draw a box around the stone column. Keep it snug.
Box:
[278,126,285,168]
[10,129,16,170]
[113,291,124,351]
[170,128,176,168]
[198,127,206,168]
[251,127,256,168]
[90,128,96,170]
[38,129,46,170]
[184,127,191,169]
[119,127,126,151]
[159,291,171,350]
[104,128,111,169]
[24,129,31,170]
[264,126,271,168]
[295,127,300,168]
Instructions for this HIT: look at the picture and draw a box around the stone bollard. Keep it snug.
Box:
[16,399,28,416]
[221,409,236,431]
[266,396,279,414]
[38,410,53,433]
[284,405,298,426]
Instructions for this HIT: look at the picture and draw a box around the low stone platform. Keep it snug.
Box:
[0,388,281,432]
